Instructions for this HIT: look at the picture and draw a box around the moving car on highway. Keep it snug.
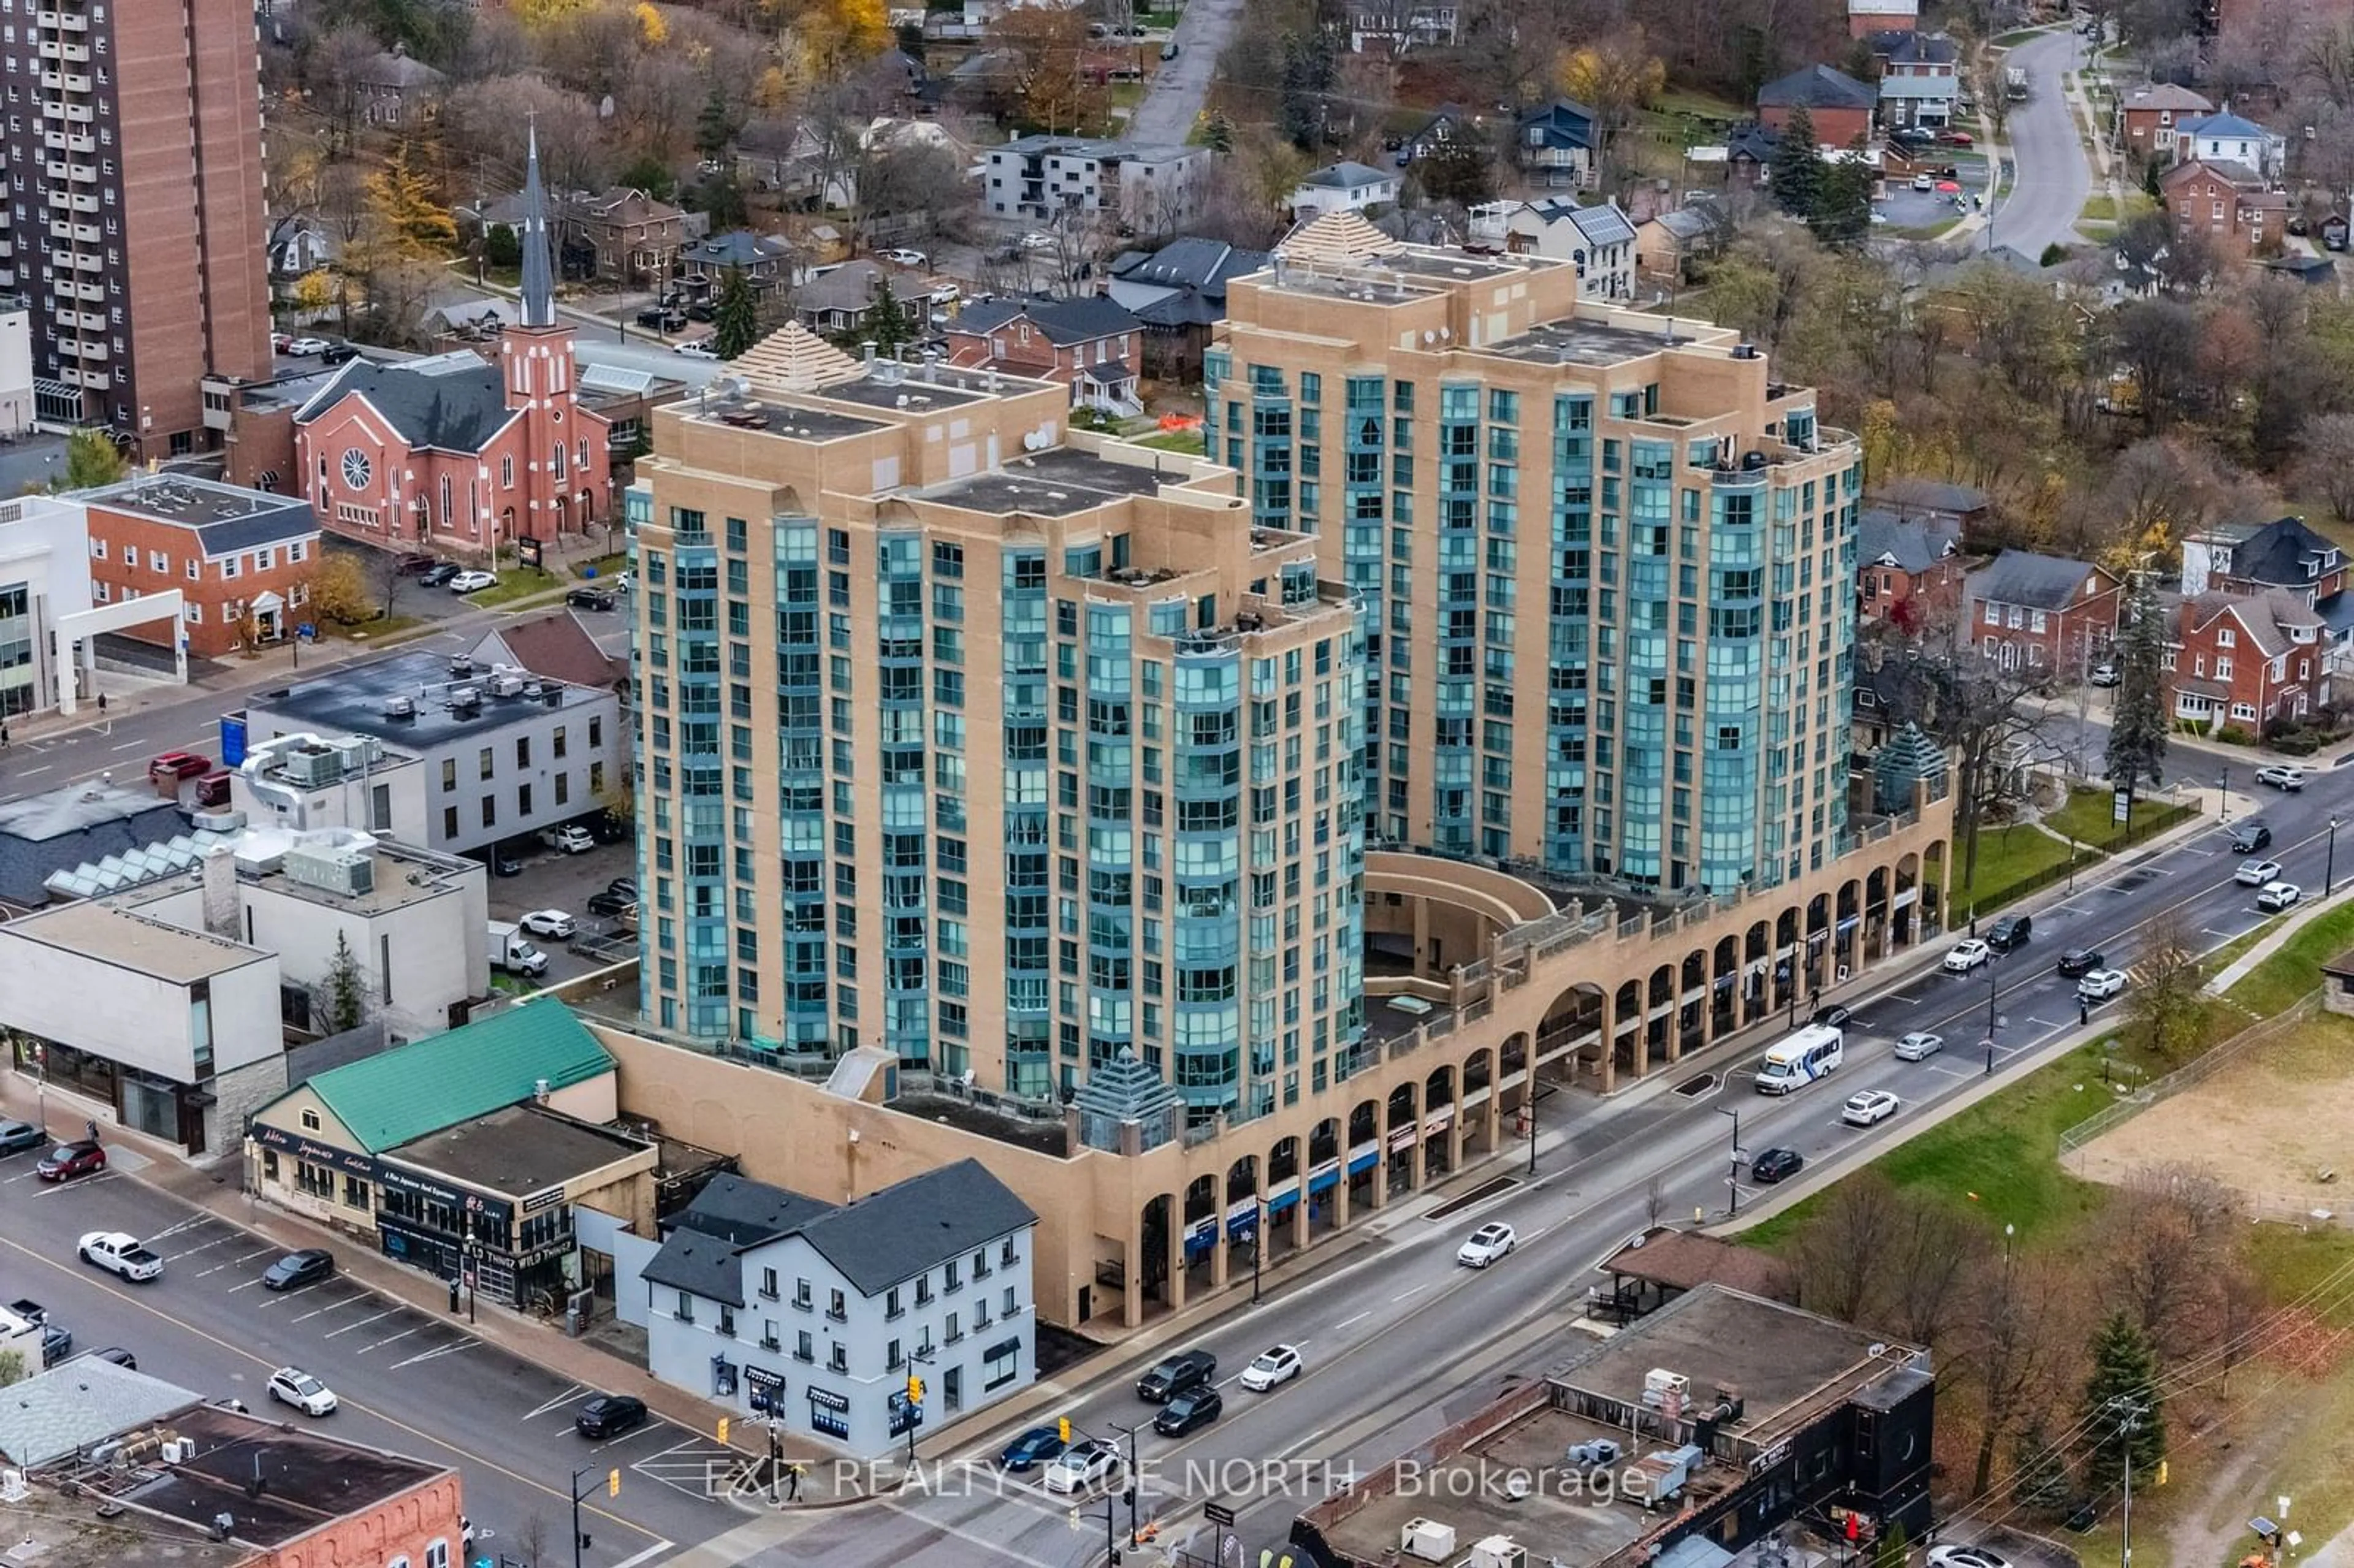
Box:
[1841,1089,1901,1127]
[267,1368,338,1416]
[1240,1344,1305,1391]
[1455,1222,1518,1268]
[1893,1031,1943,1062]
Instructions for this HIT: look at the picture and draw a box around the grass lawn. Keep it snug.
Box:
[1133,430,1206,454]
[466,573,568,611]
[331,614,427,644]
[2042,785,2198,851]
[1109,82,1146,112]
[570,552,628,581]
[1948,820,2081,909]
[1889,218,1964,242]
[2226,899,2354,1016]
[1993,27,2047,45]
[1651,86,1745,121]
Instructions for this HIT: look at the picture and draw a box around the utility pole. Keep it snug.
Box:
[1983,953,1998,1076]
[1717,1104,1740,1217]
[2110,1396,2149,1568]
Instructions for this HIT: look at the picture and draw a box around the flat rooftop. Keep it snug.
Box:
[0,782,179,843]
[1548,1285,1895,1425]
[695,403,886,440]
[0,899,267,984]
[917,447,1167,516]
[389,1103,650,1198]
[83,474,309,532]
[820,366,1008,411]
[128,832,475,919]
[0,1488,256,1568]
[1484,317,1680,368]
[115,1403,447,1549]
[249,649,605,747]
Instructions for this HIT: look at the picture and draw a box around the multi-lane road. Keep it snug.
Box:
[733,759,2348,1568]
[0,1146,748,1566]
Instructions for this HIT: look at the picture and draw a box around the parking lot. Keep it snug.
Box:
[486,832,639,986]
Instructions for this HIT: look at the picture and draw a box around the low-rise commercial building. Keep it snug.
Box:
[0,492,97,718]
[77,476,322,656]
[235,647,623,858]
[0,1360,463,1568]
[981,136,1205,230]
[1291,1285,1933,1568]
[248,998,653,1309]
[641,1162,1036,1456]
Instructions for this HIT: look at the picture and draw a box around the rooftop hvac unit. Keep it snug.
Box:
[284,842,376,899]
[489,672,527,698]
[1401,1518,1456,1562]
[161,1439,194,1464]
[0,1469,25,1502]
[449,657,474,679]
[383,694,416,719]
[1466,1537,1528,1568]
[281,744,344,787]
[1643,1368,1689,1408]
[448,687,481,711]
[335,736,380,773]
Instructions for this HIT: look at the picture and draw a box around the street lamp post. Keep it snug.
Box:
[1251,1195,1265,1305]
[1526,1067,1538,1176]
[1716,1105,1741,1218]
[1984,953,1999,1076]
[2329,816,2341,900]
[2218,769,2230,824]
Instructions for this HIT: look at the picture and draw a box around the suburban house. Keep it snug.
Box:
[470,609,627,691]
[1397,102,1469,162]
[1636,205,1724,281]
[2160,158,2287,254]
[1856,509,1965,630]
[1105,238,1271,379]
[2174,110,2284,178]
[943,295,1146,416]
[682,230,794,288]
[1346,0,1458,52]
[1724,121,1782,186]
[2166,588,2329,729]
[1875,33,1959,129]
[980,135,1205,230]
[1867,475,1992,534]
[1289,161,1401,219]
[1512,99,1598,190]
[1848,0,1918,36]
[734,118,858,209]
[460,187,691,287]
[75,475,322,655]
[2114,83,2214,157]
[269,216,338,280]
[2181,514,2348,606]
[1757,64,1878,148]
[356,44,444,126]
[640,1163,1037,1458]
[794,261,896,335]
[1465,199,1636,300]
[1965,550,2123,675]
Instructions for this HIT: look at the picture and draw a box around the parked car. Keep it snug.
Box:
[2076,969,2128,1002]
[673,339,721,359]
[262,1249,336,1292]
[492,845,524,877]
[268,1368,338,1416]
[999,1427,1067,1471]
[1811,1002,1854,1029]
[1912,173,1935,191]
[2089,663,2120,687]
[2055,947,2105,977]
[634,306,679,329]
[1018,230,1057,251]
[520,909,577,940]
[449,569,498,593]
[1841,1089,1902,1127]
[1937,129,1975,145]
[1159,41,1179,59]
[1240,1344,1305,1391]
[1042,1438,1119,1494]
[877,248,929,267]
[149,751,212,783]
[1930,1547,2015,1568]
[37,1141,105,1181]
[418,562,460,587]
[394,553,440,577]
[2256,764,2307,791]
[2230,820,2273,853]
[75,1346,137,1369]
[1943,938,1991,973]
[1750,1146,1805,1182]
[1894,1030,1944,1062]
[566,587,617,612]
[1136,1347,1216,1402]
[685,303,718,324]
[539,824,595,854]
[284,337,331,357]
[2258,880,2304,911]
[587,889,638,919]
[77,1231,162,1282]
[1154,1386,1222,1436]
[1986,914,2032,952]
[2235,858,2284,886]
[320,343,359,365]
[574,1393,648,1439]
[0,1120,43,1155]
[606,877,639,900]
[1455,1221,1517,1268]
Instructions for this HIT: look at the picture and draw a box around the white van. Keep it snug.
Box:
[1753,1024,1845,1095]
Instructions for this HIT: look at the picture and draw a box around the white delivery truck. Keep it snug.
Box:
[487,920,550,978]
[1753,1022,1845,1095]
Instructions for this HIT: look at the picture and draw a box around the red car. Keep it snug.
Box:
[37,1141,105,1181]
[1937,130,1974,147]
[148,752,211,782]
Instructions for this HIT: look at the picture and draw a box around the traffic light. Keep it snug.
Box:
[717,1415,731,1444]
[1058,1416,1072,1444]
[608,1467,621,1498]
[907,1376,925,1404]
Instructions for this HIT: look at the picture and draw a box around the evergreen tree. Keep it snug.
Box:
[1872,1521,1908,1568]
[712,267,760,360]
[1769,106,1823,219]
[485,223,521,270]
[2009,1420,2073,1511]
[866,280,915,355]
[1202,110,1235,154]
[2105,571,2169,819]
[2079,1312,2165,1495]
[1813,141,1875,248]
[321,932,368,1034]
[695,88,736,161]
[364,143,456,257]
[61,427,126,490]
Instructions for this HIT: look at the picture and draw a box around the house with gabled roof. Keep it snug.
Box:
[1105,237,1271,378]
[640,1161,1037,1457]
[1856,509,1965,630]
[943,294,1145,414]
[2166,588,2329,729]
[1848,0,1917,37]
[1965,550,2122,676]
[2181,514,2348,607]
[2115,83,2214,157]
[1512,98,1598,189]
[1465,197,1636,299]
[2174,109,2284,178]
[2160,157,2287,254]
[1758,64,1878,148]
[1289,160,1401,219]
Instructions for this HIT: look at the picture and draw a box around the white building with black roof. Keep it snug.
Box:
[640,1159,1038,1456]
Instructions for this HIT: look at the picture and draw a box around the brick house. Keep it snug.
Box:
[2165,588,2329,729]
[2160,158,2287,254]
[2114,83,2213,158]
[1848,0,1918,36]
[1874,32,1960,131]
[79,474,321,656]
[943,294,1145,416]
[1966,550,2123,676]
[1757,64,1878,149]
[1866,475,1993,536]
[295,133,609,558]
[2181,514,2348,607]
[1856,509,1965,631]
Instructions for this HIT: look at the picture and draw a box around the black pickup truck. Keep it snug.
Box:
[9,1298,70,1366]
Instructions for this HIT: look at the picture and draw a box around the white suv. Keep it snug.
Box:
[2076,969,2128,1002]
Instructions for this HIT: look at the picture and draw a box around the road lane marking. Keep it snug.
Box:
[354,1326,420,1354]
[226,1279,264,1293]
[291,1293,368,1322]
[608,1545,676,1568]
[34,1174,113,1196]
[325,1306,398,1338]
[522,1383,590,1420]
[1333,1310,1370,1331]
[389,1341,474,1369]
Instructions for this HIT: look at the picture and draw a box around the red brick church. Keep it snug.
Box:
[294,129,609,557]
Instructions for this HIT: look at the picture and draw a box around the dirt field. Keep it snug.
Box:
[2070,1013,2354,1222]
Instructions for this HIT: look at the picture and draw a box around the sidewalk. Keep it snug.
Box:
[0,1071,875,1509]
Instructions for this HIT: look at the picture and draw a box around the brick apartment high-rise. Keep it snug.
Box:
[0,0,272,459]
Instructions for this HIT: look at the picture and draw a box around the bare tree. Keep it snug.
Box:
[1956,1250,2075,1498]
[2294,413,2354,520]
[2122,905,2204,1063]
[1789,1173,1905,1322]
[1882,1197,1985,1347]
[2104,1163,2241,1359]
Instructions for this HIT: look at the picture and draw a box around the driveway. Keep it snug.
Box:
[1990,28,2093,256]
[1127,0,1243,146]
